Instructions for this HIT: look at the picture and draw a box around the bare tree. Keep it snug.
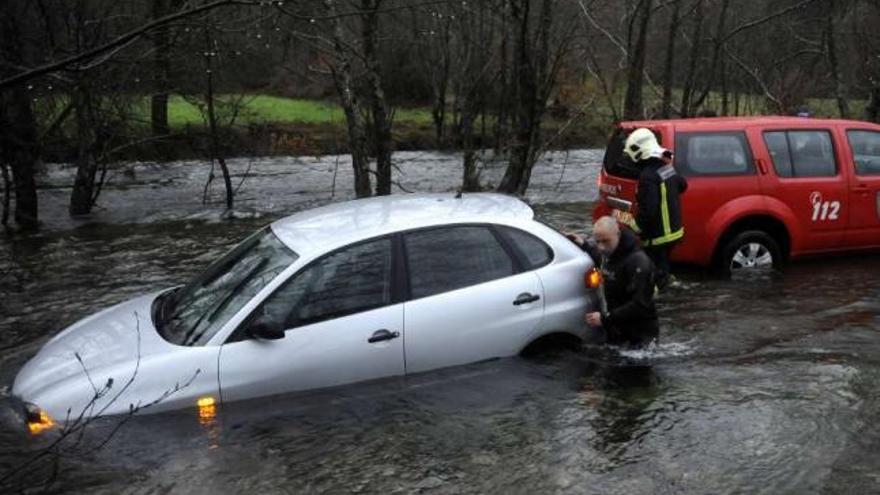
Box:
[497,0,571,195]
[361,0,394,196]
[622,0,653,120]
[0,1,40,229]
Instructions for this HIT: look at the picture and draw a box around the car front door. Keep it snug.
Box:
[843,129,880,248]
[401,224,545,374]
[217,236,405,403]
[756,128,847,253]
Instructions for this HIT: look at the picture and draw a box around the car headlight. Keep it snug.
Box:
[24,402,55,435]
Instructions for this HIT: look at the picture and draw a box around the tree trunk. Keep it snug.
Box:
[203,30,233,211]
[867,86,880,123]
[69,82,99,215]
[1,160,10,227]
[326,1,371,198]
[498,0,532,194]
[459,94,481,192]
[498,0,553,195]
[0,9,39,229]
[494,2,511,154]
[720,56,729,116]
[692,0,731,112]
[362,0,393,196]
[824,13,849,119]
[0,86,39,229]
[661,0,681,118]
[150,0,172,136]
[623,0,653,120]
[680,0,704,118]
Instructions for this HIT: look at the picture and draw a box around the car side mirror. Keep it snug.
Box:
[247,321,285,340]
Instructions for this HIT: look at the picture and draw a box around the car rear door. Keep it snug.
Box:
[843,127,880,248]
[401,224,544,374]
[216,236,406,403]
[672,129,761,265]
[752,126,847,253]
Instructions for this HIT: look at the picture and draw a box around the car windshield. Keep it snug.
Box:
[156,227,298,346]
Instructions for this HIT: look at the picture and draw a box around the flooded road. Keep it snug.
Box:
[2,150,880,494]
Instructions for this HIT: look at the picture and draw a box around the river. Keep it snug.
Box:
[1,150,879,494]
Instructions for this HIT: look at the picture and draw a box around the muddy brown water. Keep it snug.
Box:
[1,150,879,494]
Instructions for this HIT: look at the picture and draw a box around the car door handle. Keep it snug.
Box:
[513,293,541,306]
[368,329,400,343]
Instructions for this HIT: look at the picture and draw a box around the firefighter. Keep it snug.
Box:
[624,128,687,290]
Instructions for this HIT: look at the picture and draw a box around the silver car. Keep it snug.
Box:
[12,193,595,431]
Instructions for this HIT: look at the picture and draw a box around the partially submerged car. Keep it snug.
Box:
[13,193,595,432]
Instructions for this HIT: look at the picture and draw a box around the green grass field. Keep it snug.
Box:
[152,95,435,128]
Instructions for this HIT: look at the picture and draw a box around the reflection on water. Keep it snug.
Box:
[2,151,880,493]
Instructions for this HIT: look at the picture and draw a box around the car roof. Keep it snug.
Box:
[619,116,880,132]
[270,193,534,256]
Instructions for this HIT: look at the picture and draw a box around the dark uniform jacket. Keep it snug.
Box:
[636,157,688,246]
[583,229,659,347]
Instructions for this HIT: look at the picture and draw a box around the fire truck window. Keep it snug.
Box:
[847,130,880,175]
[674,132,754,176]
[788,131,837,177]
[763,132,793,177]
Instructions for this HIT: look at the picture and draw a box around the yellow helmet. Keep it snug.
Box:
[624,128,669,162]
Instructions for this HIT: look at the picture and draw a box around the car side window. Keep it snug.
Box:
[674,132,754,176]
[252,237,393,332]
[847,130,880,175]
[404,226,515,299]
[497,226,553,270]
[764,130,837,177]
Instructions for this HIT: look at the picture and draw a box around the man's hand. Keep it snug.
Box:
[563,231,584,246]
[585,312,603,327]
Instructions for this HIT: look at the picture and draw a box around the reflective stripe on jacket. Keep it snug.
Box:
[635,158,687,247]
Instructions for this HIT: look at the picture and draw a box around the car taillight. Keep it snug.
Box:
[585,268,602,289]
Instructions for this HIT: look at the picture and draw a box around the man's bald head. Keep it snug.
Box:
[593,216,621,255]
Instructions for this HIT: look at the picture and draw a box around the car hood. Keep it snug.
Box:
[12,291,175,402]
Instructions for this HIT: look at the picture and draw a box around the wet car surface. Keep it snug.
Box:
[2,150,880,493]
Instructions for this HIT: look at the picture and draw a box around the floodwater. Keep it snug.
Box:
[1,150,880,494]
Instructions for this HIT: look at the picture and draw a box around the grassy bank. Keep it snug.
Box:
[35,94,608,162]
[39,92,870,162]
[144,95,436,128]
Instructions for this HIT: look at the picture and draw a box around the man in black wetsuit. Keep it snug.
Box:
[568,216,659,349]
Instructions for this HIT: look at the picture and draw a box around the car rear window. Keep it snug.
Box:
[763,130,837,177]
[847,130,880,175]
[674,132,754,176]
[497,226,553,270]
[404,226,515,299]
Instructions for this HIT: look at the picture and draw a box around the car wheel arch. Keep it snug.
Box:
[519,331,583,357]
[710,214,792,271]
[705,196,796,255]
